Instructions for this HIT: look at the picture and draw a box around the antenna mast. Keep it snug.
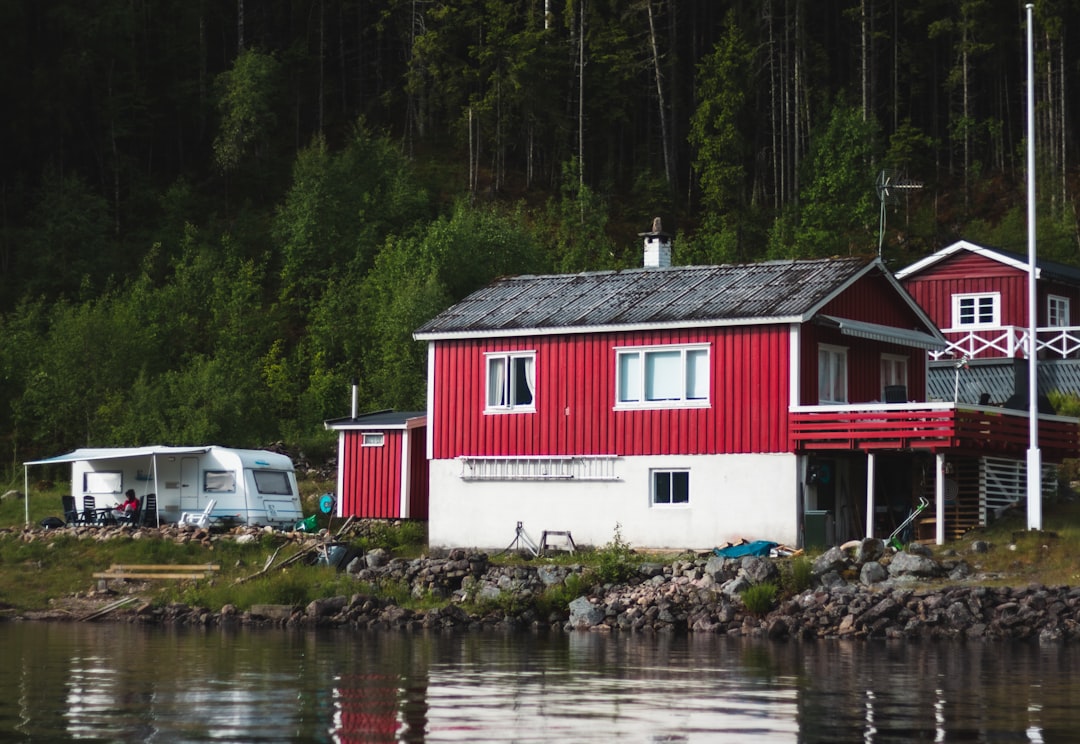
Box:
[876,170,923,257]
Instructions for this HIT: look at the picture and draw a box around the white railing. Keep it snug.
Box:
[930,325,1080,360]
[458,455,621,482]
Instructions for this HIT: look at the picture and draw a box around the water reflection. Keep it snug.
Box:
[0,622,1078,741]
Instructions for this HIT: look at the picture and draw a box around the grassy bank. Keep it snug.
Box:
[1,478,1080,615]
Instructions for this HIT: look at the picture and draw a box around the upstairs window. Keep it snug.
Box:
[818,344,848,404]
[1048,295,1070,328]
[486,352,536,413]
[952,293,1000,328]
[615,344,710,409]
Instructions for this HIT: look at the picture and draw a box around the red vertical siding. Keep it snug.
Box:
[341,430,404,518]
[432,324,791,459]
[902,252,1030,329]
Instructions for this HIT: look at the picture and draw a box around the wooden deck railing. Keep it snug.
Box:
[789,402,1080,460]
[930,325,1080,360]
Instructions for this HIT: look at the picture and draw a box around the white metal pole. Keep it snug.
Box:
[865,452,876,538]
[1026,3,1042,531]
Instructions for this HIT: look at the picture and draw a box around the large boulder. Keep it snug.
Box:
[888,550,942,579]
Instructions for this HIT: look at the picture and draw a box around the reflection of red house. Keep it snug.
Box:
[324,410,428,519]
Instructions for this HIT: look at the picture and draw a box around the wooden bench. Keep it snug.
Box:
[93,564,221,580]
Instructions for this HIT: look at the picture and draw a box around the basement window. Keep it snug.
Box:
[651,469,690,507]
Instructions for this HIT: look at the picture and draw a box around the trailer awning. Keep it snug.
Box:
[24,446,211,466]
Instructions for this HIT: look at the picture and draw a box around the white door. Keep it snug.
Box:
[180,457,199,511]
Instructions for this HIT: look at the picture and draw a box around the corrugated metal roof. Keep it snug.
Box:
[324,410,426,430]
[415,257,877,339]
[928,359,1080,404]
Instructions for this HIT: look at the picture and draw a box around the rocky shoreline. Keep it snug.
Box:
[21,530,1080,643]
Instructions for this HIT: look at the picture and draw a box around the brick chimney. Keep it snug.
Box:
[640,216,672,268]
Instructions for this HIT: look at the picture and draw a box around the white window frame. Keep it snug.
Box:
[1048,295,1070,328]
[614,343,710,410]
[818,344,849,404]
[651,469,690,507]
[880,353,909,398]
[952,292,1000,328]
[362,432,385,447]
[83,471,122,495]
[485,351,536,413]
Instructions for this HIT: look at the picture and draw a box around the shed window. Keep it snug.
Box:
[362,432,385,447]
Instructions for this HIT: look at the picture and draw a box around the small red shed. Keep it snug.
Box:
[324,410,428,519]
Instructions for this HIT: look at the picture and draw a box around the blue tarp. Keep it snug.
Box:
[713,540,777,558]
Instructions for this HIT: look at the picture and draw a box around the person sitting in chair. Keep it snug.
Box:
[114,489,139,519]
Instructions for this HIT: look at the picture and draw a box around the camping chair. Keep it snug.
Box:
[140,493,158,527]
[62,495,80,525]
[81,495,103,525]
[180,499,217,529]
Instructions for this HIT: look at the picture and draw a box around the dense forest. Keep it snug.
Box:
[2,0,1080,467]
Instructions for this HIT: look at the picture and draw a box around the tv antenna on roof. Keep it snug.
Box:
[876,169,923,257]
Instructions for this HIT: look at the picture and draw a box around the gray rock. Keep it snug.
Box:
[812,547,848,576]
[720,574,752,600]
[537,566,564,586]
[365,548,390,568]
[859,561,888,585]
[855,538,886,564]
[306,595,348,617]
[970,540,990,554]
[704,555,733,581]
[888,550,941,578]
[568,596,605,629]
[740,556,779,584]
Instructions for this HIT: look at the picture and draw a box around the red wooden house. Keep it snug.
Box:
[324,409,429,520]
[411,229,1079,550]
[898,239,1080,399]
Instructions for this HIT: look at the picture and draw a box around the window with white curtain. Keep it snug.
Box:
[818,344,848,404]
[1048,295,1070,327]
[616,344,710,409]
[485,351,536,412]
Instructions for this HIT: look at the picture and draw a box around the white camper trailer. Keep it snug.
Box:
[25,446,304,528]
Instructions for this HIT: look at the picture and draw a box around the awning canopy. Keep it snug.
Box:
[24,445,210,466]
[817,315,946,351]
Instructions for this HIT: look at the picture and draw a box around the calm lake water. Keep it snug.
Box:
[0,621,1076,742]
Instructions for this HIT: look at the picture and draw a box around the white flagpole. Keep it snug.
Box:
[1026,3,1042,531]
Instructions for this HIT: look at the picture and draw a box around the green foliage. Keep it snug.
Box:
[592,524,641,586]
[213,48,281,174]
[787,556,813,594]
[740,581,778,616]
[357,520,428,556]
[788,105,882,258]
[534,572,589,618]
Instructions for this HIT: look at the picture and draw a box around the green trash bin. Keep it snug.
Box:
[804,510,830,550]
